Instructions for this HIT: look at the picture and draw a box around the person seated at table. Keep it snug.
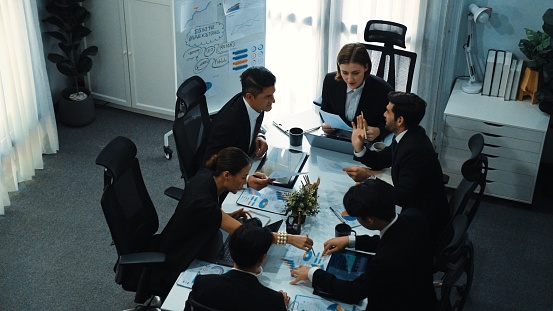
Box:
[289,179,436,310]
[185,219,290,311]
[320,43,393,142]
[202,66,277,190]
[151,147,313,299]
[344,91,450,248]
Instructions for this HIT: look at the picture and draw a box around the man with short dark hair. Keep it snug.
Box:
[186,220,290,311]
[290,179,436,310]
[344,91,450,247]
[202,66,276,190]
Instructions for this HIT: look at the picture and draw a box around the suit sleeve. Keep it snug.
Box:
[353,146,392,170]
[321,74,337,115]
[203,107,241,161]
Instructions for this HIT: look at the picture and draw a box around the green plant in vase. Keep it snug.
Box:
[284,176,321,225]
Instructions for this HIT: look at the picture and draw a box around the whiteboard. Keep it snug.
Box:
[174,0,266,113]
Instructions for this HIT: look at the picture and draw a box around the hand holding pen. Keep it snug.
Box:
[246,172,274,190]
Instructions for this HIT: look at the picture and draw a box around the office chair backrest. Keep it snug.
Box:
[185,297,221,311]
[173,75,210,183]
[96,136,159,259]
[448,133,488,225]
[361,20,417,92]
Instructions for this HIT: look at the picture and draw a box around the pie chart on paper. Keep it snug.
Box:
[341,210,356,221]
[327,304,345,311]
[258,198,269,209]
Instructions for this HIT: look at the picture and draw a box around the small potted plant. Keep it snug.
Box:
[284,176,320,233]
[518,8,553,108]
[43,0,98,126]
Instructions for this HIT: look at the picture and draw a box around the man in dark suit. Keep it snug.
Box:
[186,220,290,311]
[203,66,276,190]
[321,43,393,142]
[290,179,436,310]
[344,91,450,247]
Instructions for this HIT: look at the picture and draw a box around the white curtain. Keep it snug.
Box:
[0,0,59,214]
[265,0,429,127]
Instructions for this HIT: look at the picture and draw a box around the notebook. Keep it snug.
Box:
[201,219,284,267]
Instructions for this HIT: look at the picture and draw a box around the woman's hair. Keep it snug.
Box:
[334,43,372,81]
[205,147,251,176]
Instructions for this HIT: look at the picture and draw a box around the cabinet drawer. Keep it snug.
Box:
[443,136,540,163]
[445,172,533,203]
[442,163,534,188]
[445,116,544,142]
[443,126,542,153]
[440,147,539,175]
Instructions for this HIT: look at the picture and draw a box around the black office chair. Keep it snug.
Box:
[433,133,488,311]
[361,20,417,93]
[164,75,211,200]
[184,297,221,311]
[96,136,166,309]
[434,214,473,311]
[448,133,488,225]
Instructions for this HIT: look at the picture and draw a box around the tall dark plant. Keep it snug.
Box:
[43,0,98,99]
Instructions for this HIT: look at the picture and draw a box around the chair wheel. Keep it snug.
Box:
[164,146,173,160]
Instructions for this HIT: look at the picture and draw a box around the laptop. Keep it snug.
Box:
[200,219,284,267]
[313,248,374,298]
[305,131,354,155]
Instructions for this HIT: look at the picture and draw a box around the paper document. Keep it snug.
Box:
[176,260,232,288]
[281,245,331,270]
[330,204,361,228]
[268,171,307,179]
[316,155,352,174]
[320,110,353,131]
[236,187,289,215]
[290,294,360,311]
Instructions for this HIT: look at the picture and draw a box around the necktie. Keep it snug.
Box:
[390,137,398,156]
[249,113,263,155]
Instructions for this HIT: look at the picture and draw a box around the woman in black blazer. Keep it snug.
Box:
[321,43,393,142]
[151,147,313,298]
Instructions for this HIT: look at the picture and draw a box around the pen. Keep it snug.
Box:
[361,111,367,140]
[306,234,315,256]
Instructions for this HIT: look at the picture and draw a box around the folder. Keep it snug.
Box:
[482,49,496,96]
[504,57,517,101]
[510,59,524,101]
[490,50,505,97]
[498,52,513,98]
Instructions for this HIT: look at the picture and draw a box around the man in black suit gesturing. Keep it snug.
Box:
[344,91,450,248]
[203,66,276,190]
[290,179,436,310]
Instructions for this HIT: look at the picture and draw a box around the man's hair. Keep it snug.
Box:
[240,66,276,97]
[387,91,427,129]
[335,43,372,81]
[228,219,273,269]
[343,178,396,221]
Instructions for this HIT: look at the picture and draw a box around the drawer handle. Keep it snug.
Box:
[484,143,500,148]
[482,153,498,158]
[483,122,503,127]
[481,132,502,138]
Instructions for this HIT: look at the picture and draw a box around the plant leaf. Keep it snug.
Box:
[47,53,67,63]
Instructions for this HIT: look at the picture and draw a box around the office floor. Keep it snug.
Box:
[1,105,552,310]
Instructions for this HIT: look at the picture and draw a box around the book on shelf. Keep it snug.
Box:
[504,57,517,100]
[490,50,505,97]
[510,59,524,101]
[498,51,513,98]
[482,49,496,96]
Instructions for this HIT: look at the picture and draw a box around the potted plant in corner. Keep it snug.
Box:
[43,0,98,127]
[518,8,553,110]
[283,176,320,234]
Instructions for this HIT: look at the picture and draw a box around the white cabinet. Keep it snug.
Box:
[85,0,176,117]
[439,79,550,204]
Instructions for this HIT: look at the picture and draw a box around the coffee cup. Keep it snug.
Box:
[335,223,356,237]
[289,127,303,147]
[370,142,386,152]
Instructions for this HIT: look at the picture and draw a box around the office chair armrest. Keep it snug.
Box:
[164,186,184,201]
[119,252,166,265]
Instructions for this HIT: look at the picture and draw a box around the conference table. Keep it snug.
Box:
[161,110,393,311]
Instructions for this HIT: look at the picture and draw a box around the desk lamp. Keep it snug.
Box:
[462,3,493,94]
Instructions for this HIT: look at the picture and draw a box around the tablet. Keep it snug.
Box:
[256,147,309,188]
[325,249,374,281]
